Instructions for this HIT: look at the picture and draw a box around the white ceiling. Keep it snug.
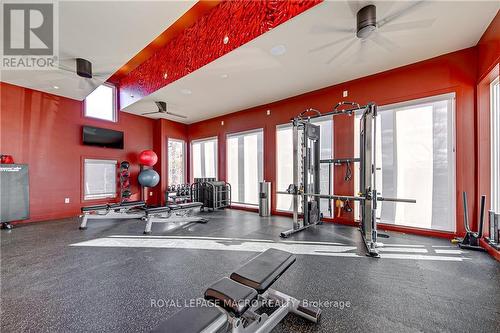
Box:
[1,0,195,100]
[123,0,499,124]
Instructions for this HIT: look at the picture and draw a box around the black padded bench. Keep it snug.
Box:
[171,202,203,210]
[152,248,320,332]
[108,200,145,209]
[81,200,145,212]
[151,306,227,333]
[144,206,171,214]
[230,248,296,294]
[81,204,108,212]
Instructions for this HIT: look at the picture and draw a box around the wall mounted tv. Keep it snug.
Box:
[82,126,124,149]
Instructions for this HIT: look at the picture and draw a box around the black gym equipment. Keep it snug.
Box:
[455,192,486,252]
[152,248,321,333]
[79,200,207,234]
[191,178,231,211]
[278,102,416,257]
[1,163,29,229]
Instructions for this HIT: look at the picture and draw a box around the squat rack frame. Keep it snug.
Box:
[279,102,415,257]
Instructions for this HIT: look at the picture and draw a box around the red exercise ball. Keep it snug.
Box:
[138,150,158,166]
[1,155,14,164]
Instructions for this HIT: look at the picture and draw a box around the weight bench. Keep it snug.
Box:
[143,202,208,234]
[152,249,321,333]
[79,200,146,230]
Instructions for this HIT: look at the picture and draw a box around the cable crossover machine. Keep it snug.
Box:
[278,102,416,257]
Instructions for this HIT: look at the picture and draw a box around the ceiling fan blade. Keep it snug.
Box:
[141,111,160,115]
[166,111,187,119]
[353,39,368,64]
[58,64,74,73]
[377,0,427,28]
[309,35,353,53]
[371,32,398,52]
[326,38,357,64]
[381,19,435,32]
[310,24,355,34]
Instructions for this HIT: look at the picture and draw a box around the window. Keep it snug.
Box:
[227,129,263,206]
[168,139,185,185]
[491,76,500,215]
[84,84,117,122]
[354,94,456,231]
[83,159,117,200]
[191,137,218,180]
[276,117,333,216]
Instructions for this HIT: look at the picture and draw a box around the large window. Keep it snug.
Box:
[168,139,185,185]
[191,137,218,180]
[84,84,117,122]
[354,94,456,231]
[276,117,333,216]
[83,159,117,200]
[227,129,263,206]
[491,77,500,215]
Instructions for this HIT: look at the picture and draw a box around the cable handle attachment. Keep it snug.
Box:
[297,108,321,120]
[333,101,361,115]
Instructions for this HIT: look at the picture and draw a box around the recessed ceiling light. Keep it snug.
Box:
[163,72,168,79]
[53,85,59,89]
[223,36,229,45]
[180,88,192,95]
[220,74,228,79]
[270,44,286,56]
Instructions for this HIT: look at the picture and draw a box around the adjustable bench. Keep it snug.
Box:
[152,249,321,333]
[79,200,146,230]
[143,202,207,234]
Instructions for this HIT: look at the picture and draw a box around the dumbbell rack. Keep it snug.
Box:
[119,162,131,202]
[166,184,191,204]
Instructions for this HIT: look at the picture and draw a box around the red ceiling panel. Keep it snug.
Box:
[118,0,322,109]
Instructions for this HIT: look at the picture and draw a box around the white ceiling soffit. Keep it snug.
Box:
[1,0,196,101]
[123,0,499,124]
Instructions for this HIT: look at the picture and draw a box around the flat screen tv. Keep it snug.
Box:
[82,126,124,149]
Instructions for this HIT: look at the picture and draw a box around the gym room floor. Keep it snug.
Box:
[1,210,499,333]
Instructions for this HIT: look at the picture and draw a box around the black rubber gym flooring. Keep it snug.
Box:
[1,209,499,332]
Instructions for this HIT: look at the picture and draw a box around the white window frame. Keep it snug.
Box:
[226,128,264,207]
[83,158,117,200]
[190,136,218,181]
[168,138,186,186]
[354,93,456,231]
[84,83,117,122]
[491,76,500,214]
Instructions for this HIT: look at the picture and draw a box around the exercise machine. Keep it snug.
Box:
[278,102,416,257]
[280,110,323,237]
[79,200,207,234]
[152,248,321,333]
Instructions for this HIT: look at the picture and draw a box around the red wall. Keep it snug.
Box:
[151,118,189,205]
[476,11,499,255]
[0,82,155,223]
[477,11,500,82]
[188,47,479,237]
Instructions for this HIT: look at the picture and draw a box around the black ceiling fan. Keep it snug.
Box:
[58,57,110,90]
[310,1,435,64]
[142,101,187,119]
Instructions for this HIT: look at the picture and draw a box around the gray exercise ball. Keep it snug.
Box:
[138,169,160,187]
